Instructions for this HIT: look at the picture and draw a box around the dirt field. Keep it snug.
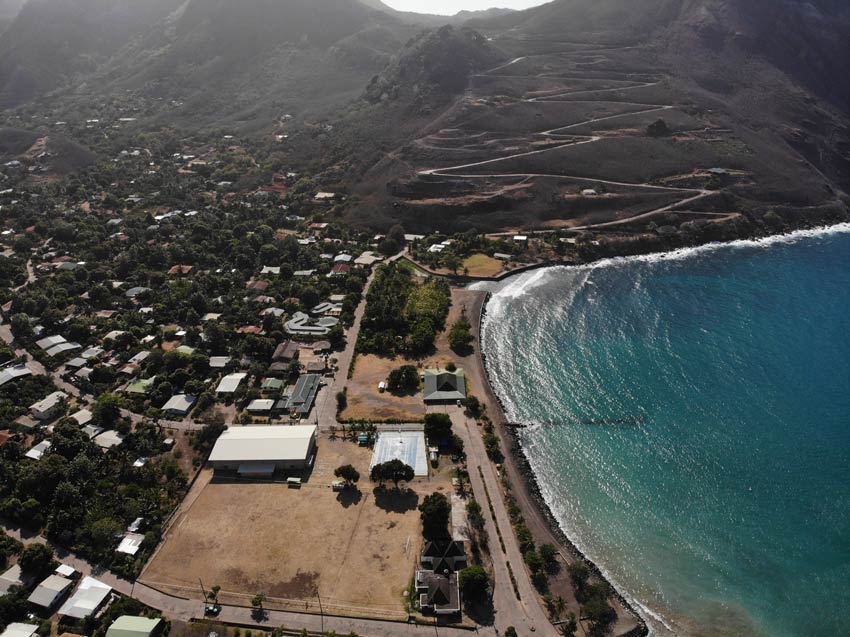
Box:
[341,289,477,423]
[141,438,424,618]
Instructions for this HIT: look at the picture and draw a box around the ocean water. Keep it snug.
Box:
[477,225,850,637]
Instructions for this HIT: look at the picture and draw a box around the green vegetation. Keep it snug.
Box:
[418,492,450,540]
[369,459,414,488]
[448,313,474,355]
[424,413,453,444]
[0,531,21,570]
[333,464,360,486]
[0,422,184,578]
[358,263,450,356]
[458,565,489,600]
[387,365,419,394]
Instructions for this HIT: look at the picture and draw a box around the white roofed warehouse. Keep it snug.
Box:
[208,425,317,476]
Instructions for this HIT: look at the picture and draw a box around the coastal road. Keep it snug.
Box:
[440,404,560,637]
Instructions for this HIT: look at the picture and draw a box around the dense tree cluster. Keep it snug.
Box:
[358,263,450,356]
[369,459,414,488]
[0,422,184,579]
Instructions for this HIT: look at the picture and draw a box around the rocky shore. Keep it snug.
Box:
[465,289,648,637]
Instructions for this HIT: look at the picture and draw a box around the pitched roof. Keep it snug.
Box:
[423,369,466,402]
[209,425,317,463]
[106,617,162,637]
[57,576,112,619]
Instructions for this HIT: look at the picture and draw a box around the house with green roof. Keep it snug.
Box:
[126,376,156,395]
[423,368,466,403]
[105,616,163,637]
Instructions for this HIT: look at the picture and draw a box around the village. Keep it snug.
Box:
[0,104,629,637]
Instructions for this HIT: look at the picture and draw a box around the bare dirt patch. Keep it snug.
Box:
[141,438,423,619]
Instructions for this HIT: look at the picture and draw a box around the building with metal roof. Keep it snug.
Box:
[105,616,163,637]
[161,394,196,416]
[0,364,33,388]
[279,373,321,416]
[58,576,112,619]
[215,372,246,394]
[27,574,72,608]
[208,425,317,476]
[1,624,38,637]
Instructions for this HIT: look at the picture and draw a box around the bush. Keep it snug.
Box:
[19,543,54,577]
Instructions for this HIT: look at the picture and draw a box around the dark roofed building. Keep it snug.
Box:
[278,373,321,416]
[271,340,300,370]
[416,540,466,616]
[423,369,466,403]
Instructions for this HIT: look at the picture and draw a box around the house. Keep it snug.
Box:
[270,340,299,371]
[285,312,338,336]
[423,369,467,403]
[0,564,24,595]
[57,576,112,619]
[330,263,351,277]
[70,409,93,426]
[25,440,51,461]
[246,280,269,296]
[126,377,155,395]
[493,253,512,261]
[416,571,461,615]
[167,265,193,276]
[216,372,247,394]
[208,425,318,476]
[30,391,68,420]
[280,374,321,416]
[161,394,196,417]
[125,287,151,299]
[293,269,316,278]
[27,574,72,609]
[106,616,163,637]
[415,540,466,615]
[246,399,275,414]
[0,364,33,388]
[208,356,231,369]
[261,378,284,392]
[1,624,38,637]
[116,534,144,556]
[354,251,383,267]
[94,430,125,450]
[260,266,281,275]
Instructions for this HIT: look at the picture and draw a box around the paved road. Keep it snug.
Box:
[314,250,406,430]
[434,406,558,637]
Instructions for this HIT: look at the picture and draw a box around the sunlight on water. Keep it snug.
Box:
[478,225,850,637]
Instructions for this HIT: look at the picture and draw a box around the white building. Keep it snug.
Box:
[216,372,247,394]
[208,425,318,476]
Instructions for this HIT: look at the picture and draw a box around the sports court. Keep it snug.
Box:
[370,431,429,476]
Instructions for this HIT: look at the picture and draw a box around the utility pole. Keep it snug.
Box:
[317,588,324,633]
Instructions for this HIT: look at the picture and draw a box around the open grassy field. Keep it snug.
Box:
[462,253,504,277]
[141,439,422,619]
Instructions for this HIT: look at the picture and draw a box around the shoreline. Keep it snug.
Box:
[465,289,649,637]
[463,218,850,637]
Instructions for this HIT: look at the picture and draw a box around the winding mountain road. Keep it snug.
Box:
[417,51,716,232]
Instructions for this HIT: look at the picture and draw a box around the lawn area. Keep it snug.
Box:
[462,253,505,277]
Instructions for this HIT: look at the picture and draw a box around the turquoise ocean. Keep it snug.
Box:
[476,225,850,637]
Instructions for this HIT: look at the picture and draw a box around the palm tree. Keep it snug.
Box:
[554,595,566,618]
